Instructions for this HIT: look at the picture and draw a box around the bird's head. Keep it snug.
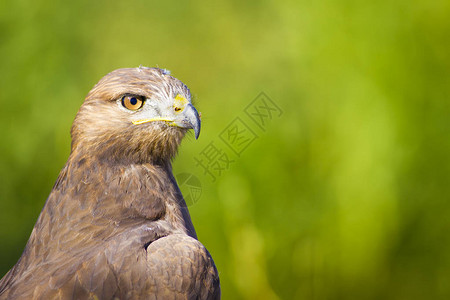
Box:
[71,67,200,164]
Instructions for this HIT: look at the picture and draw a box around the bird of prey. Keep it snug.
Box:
[0,67,220,299]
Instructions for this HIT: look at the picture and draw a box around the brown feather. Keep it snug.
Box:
[0,67,220,299]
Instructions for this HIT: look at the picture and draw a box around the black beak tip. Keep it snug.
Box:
[194,126,200,139]
[181,103,201,140]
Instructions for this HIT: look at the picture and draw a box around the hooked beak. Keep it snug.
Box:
[132,102,201,139]
[173,103,201,139]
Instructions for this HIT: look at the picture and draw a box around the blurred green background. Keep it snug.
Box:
[1,0,449,299]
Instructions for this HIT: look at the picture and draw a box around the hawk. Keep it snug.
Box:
[0,67,220,299]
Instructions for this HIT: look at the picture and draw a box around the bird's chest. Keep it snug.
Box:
[75,164,179,222]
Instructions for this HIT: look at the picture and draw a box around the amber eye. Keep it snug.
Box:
[122,95,144,110]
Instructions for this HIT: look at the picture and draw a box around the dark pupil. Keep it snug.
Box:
[130,97,137,105]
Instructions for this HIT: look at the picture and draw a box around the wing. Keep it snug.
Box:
[1,161,220,299]
[147,234,220,299]
[1,225,219,299]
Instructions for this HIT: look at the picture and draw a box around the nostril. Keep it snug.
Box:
[174,106,182,112]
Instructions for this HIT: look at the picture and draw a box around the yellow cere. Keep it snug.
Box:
[132,94,188,125]
[173,94,188,113]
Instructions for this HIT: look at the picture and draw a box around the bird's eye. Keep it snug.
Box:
[122,95,144,111]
